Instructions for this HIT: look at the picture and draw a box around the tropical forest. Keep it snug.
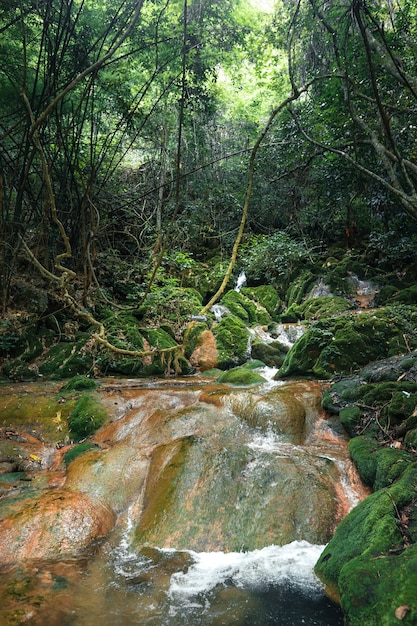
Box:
[1,1,417,624]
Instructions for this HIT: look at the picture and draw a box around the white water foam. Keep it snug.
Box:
[167,541,325,603]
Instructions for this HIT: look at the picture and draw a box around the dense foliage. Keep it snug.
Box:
[1,0,417,316]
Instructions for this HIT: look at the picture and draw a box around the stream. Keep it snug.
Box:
[0,367,368,625]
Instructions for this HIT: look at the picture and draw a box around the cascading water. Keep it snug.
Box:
[235,271,247,292]
[0,375,367,625]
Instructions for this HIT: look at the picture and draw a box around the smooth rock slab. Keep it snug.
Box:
[0,490,115,564]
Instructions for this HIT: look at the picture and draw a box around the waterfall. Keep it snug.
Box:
[250,322,306,349]
[235,270,247,292]
[210,303,230,321]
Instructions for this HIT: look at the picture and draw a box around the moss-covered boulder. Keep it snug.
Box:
[277,327,334,378]
[97,321,190,377]
[282,296,352,323]
[241,285,281,319]
[285,270,317,307]
[38,335,94,379]
[212,315,251,369]
[133,286,203,329]
[349,436,414,490]
[360,352,417,383]
[251,339,287,368]
[298,296,353,321]
[220,290,271,326]
[68,394,108,440]
[387,285,417,305]
[315,465,417,625]
[322,376,362,414]
[217,365,267,386]
[279,308,417,379]
[60,375,99,392]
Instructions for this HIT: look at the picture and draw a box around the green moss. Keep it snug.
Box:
[2,359,38,380]
[68,394,108,440]
[322,377,363,413]
[213,315,250,368]
[279,327,334,378]
[374,285,398,306]
[339,406,362,435]
[217,366,266,386]
[135,437,193,543]
[241,359,266,370]
[315,465,417,591]
[102,313,145,351]
[297,296,352,321]
[0,391,73,443]
[349,436,412,490]
[60,375,99,392]
[221,290,271,326]
[280,308,417,379]
[184,322,209,359]
[405,428,417,447]
[137,286,203,327]
[339,545,417,626]
[140,327,178,350]
[388,285,417,305]
[251,340,287,368]
[285,270,316,307]
[63,442,99,465]
[38,335,94,379]
[280,303,301,323]
[241,285,281,319]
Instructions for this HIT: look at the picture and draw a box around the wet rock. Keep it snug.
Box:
[189,329,219,371]
[212,314,251,368]
[217,365,266,386]
[315,466,417,626]
[0,490,116,565]
[279,309,417,379]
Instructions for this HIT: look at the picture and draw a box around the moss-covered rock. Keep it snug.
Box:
[279,308,417,379]
[349,436,413,490]
[217,365,266,386]
[277,327,334,378]
[251,340,287,368]
[60,375,99,392]
[38,335,94,379]
[220,290,270,326]
[360,352,417,383]
[298,296,353,321]
[183,322,209,359]
[387,285,417,305]
[101,313,145,351]
[213,315,250,369]
[339,406,362,435]
[322,376,363,414]
[315,465,417,626]
[134,286,203,329]
[285,270,316,307]
[374,285,398,306]
[68,394,108,440]
[241,285,281,319]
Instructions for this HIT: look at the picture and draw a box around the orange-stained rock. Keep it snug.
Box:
[189,330,219,371]
[0,490,115,565]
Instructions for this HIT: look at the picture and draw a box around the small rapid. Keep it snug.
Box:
[0,368,365,626]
